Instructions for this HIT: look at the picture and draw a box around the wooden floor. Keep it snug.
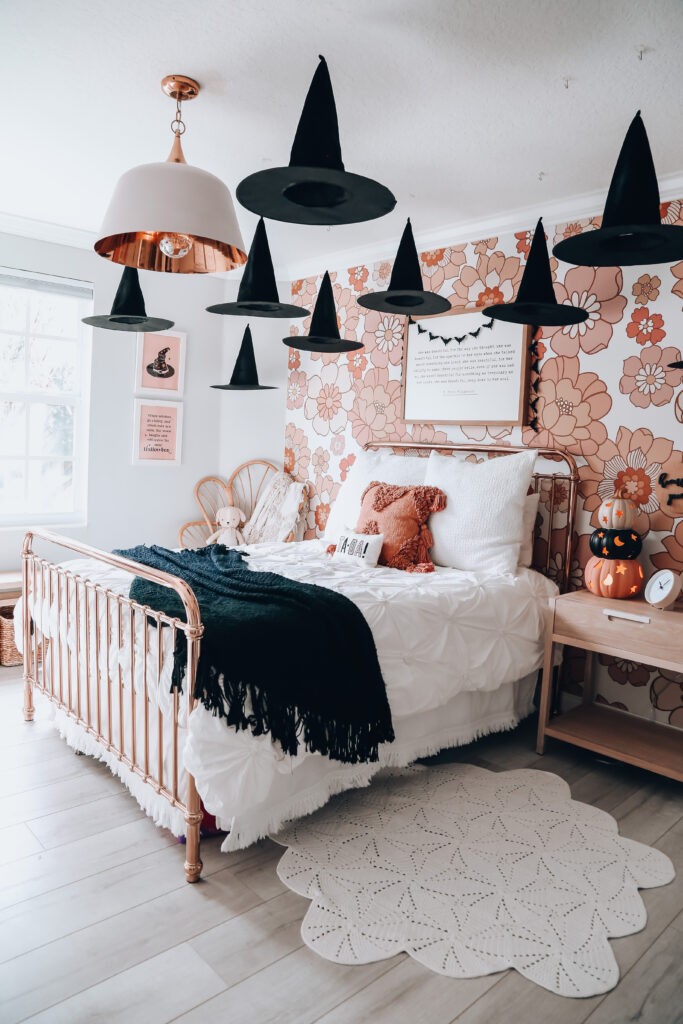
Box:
[1,667,682,1024]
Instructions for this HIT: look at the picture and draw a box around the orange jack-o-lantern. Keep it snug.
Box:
[584,556,644,599]
[597,488,637,530]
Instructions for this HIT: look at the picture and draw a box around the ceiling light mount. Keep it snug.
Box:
[161,74,200,103]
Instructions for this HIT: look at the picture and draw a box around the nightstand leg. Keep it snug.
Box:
[582,650,595,705]
[536,607,556,755]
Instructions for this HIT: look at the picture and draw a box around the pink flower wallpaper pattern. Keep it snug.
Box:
[285,203,683,723]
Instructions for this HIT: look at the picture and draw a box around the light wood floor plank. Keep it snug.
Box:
[0,862,262,1023]
[170,946,399,1024]
[583,909,683,1024]
[26,789,145,849]
[189,889,309,986]
[312,957,500,1024]
[0,822,45,866]
[21,943,226,1024]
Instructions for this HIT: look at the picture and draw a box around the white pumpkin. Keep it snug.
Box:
[597,491,637,530]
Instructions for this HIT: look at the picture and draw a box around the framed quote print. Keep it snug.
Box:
[132,399,183,466]
[401,309,532,426]
[135,330,186,398]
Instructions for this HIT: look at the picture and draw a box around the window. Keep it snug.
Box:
[0,268,93,527]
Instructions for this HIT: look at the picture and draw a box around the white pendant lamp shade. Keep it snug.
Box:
[94,74,247,274]
[95,160,246,273]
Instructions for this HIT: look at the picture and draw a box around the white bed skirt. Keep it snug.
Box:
[188,672,538,850]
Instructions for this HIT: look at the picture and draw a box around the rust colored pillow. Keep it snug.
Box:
[355,481,447,573]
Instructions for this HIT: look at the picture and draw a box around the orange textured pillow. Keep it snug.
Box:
[355,481,447,573]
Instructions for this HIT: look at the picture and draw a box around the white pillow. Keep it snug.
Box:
[519,491,540,568]
[332,529,384,567]
[424,449,537,573]
[324,449,428,541]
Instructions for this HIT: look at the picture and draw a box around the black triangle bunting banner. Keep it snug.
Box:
[415,316,495,346]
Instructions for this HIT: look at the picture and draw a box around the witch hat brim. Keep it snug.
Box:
[553,113,683,267]
[206,218,309,318]
[485,218,589,326]
[82,267,174,332]
[285,270,364,353]
[358,219,451,316]
[668,360,683,369]
[211,325,276,390]
[236,57,396,226]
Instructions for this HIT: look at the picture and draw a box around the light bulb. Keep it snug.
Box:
[159,233,194,259]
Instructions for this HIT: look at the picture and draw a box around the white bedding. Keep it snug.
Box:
[17,540,557,848]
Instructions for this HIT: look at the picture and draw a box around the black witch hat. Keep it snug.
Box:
[357,219,451,316]
[82,267,174,332]
[211,325,276,390]
[284,271,363,353]
[553,112,683,267]
[484,219,589,326]
[206,219,309,319]
[236,56,396,226]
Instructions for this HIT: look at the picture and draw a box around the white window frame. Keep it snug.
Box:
[0,266,93,529]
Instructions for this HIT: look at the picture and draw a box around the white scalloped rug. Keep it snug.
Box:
[273,764,674,997]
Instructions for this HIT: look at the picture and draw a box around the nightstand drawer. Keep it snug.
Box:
[553,597,683,669]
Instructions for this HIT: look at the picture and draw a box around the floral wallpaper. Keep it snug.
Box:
[285,201,683,726]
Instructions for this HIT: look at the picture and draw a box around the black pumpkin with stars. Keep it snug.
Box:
[589,528,642,561]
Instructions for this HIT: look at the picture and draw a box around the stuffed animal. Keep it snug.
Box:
[205,505,246,547]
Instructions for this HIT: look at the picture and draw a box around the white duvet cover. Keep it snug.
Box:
[17,540,557,848]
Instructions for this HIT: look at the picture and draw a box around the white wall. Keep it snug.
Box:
[0,232,231,568]
[216,281,290,474]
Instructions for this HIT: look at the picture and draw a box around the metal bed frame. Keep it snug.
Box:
[21,442,578,884]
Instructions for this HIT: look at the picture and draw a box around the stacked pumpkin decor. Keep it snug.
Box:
[584,489,645,599]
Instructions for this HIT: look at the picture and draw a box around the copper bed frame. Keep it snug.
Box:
[21,442,578,884]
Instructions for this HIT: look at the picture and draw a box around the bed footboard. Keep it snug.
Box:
[21,529,205,883]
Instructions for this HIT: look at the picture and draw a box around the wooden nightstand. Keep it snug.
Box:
[537,589,683,782]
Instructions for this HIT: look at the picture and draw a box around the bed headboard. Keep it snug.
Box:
[364,441,578,593]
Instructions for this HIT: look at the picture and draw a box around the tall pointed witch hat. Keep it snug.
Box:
[484,219,589,326]
[206,219,309,318]
[357,219,451,316]
[82,267,174,331]
[211,325,276,390]
[236,56,396,226]
[284,271,363,353]
[553,112,683,267]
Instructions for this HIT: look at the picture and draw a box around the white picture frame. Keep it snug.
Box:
[132,399,183,466]
[401,310,532,426]
[135,330,186,399]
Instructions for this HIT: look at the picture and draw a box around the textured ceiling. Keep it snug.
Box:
[2,0,682,272]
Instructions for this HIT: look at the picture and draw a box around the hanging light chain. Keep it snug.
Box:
[171,98,186,137]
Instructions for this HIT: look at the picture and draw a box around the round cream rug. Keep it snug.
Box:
[273,764,674,997]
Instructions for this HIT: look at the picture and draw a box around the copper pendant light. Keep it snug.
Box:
[95,76,247,274]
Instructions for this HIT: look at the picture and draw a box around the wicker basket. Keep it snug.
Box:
[0,606,22,667]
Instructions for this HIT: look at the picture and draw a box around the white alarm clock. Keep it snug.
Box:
[643,569,683,610]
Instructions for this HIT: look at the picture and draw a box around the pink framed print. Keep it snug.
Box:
[135,330,186,398]
[132,399,183,466]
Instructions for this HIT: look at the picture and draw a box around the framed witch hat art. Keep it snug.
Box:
[553,112,683,267]
[485,219,589,327]
[357,219,451,316]
[206,218,308,319]
[285,271,363,353]
[212,325,276,391]
[82,267,174,332]
[236,56,396,226]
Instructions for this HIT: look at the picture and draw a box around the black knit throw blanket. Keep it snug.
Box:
[114,544,394,764]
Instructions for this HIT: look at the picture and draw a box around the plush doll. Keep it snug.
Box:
[205,505,246,547]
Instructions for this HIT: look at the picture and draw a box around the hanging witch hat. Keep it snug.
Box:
[211,325,276,390]
[357,219,451,316]
[484,219,589,326]
[553,112,683,267]
[284,271,363,353]
[206,219,309,319]
[82,267,174,332]
[236,56,396,226]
